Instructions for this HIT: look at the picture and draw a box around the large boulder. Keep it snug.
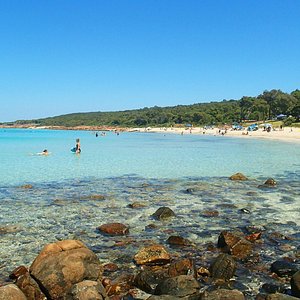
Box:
[0,284,27,300]
[29,240,103,300]
[134,245,171,265]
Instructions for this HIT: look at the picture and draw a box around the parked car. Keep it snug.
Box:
[232,124,243,130]
[247,124,258,131]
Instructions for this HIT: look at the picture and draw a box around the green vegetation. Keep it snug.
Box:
[10,89,300,127]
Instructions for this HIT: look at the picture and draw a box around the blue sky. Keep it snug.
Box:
[0,0,299,122]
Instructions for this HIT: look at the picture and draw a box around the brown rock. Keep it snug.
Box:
[0,284,27,300]
[103,263,119,272]
[218,231,253,259]
[202,288,245,299]
[245,232,262,242]
[154,275,200,297]
[166,236,191,246]
[0,225,21,235]
[209,253,236,281]
[264,178,277,186]
[20,184,33,189]
[98,223,129,235]
[16,272,47,300]
[202,210,219,217]
[88,194,105,200]
[168,258,196,278]
[70,280,108,300]
[9,266,28,280]
[229,173,248,181]
[127,202,146,208]
[258,178,277,189]
[105,274,133,297]
[134,244,171,265]
[197,266,210,277]
[29,239,103,300]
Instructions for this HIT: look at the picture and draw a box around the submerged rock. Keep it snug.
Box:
[127,202,146,208]
[19,184,33,189]
[0,225,21,235]
[134,244,171,265]
[29,240,103,300]
[202,210,219,217]
[98,223,129,235]
[152,207,175,220]
[166,236,191,246]
[229,173,248,181]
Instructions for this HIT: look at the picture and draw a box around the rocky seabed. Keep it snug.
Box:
[0,173,299,299]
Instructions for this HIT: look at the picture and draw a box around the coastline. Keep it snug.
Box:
[137,126,300,143]
[1,124,300,143]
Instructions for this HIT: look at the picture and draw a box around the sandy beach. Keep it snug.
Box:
[131,126,300,143]
[1,123,300,142]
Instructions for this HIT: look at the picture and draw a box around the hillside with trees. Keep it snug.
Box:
[9,89,300,127]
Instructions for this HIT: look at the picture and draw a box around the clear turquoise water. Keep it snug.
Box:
[0,128,299,185]
[0,128,299,296]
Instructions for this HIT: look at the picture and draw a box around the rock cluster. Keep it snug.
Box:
[1,196,299,300]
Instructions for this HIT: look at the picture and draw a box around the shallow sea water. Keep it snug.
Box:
[0,129,299,298]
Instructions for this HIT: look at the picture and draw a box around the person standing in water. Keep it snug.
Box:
[75,138,81,154]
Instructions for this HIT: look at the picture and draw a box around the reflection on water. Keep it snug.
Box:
[0,173,299,296]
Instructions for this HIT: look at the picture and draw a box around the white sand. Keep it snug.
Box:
[130,126,300,143]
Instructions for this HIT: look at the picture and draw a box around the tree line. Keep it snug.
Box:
[11,89,300,127]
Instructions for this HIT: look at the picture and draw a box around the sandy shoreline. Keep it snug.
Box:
[131,126,300,143]
[1,124,300,143]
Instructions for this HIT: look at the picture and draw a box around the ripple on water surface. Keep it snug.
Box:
[0,173,299,297]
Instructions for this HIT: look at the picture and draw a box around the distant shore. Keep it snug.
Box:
[1,124,300,143]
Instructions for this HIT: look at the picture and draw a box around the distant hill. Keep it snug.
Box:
[7,89,300,127]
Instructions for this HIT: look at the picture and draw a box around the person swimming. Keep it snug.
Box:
[37,149,50,156]
[75,138,81,154]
